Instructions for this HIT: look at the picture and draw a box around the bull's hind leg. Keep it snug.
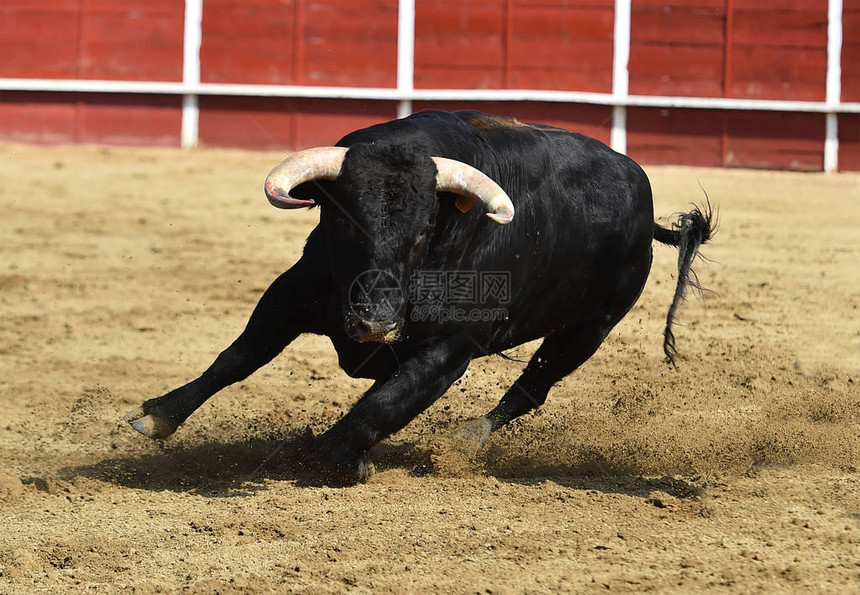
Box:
[124,257,328,439]
[456,322,614,445]
[461,250,653,444]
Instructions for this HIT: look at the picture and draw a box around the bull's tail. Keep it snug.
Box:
[653,202,716,366]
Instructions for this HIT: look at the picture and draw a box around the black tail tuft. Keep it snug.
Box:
[655,201,717,366]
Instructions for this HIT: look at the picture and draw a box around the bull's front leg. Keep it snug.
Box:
[124,255,329,439]
[312,336,474,483]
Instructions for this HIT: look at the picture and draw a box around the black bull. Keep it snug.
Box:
[125,110,714,483]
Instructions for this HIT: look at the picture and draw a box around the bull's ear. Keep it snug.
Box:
[265,147,347,209]
[432,157,514,225]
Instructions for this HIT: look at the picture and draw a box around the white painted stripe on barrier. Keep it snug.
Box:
[825,0,844,172]
[827,0,844,107]
[3,77,859,114]
[180,0,204,148]
[611,106,627,156]
[611,0,632,154]
[182,0,203,88]
[181,94,200,148]
[0,78,187,94]
[396,0,415,120]
[825,113,839,172]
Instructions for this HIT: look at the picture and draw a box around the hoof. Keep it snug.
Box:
[123,405,179,439]
[322,448,374,486]
[452,416,493,450]
[350,457,374,484]
[303,435,374,486]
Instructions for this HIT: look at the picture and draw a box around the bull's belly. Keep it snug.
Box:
[484,246,654,353]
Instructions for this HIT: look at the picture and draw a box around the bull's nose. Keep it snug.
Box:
[354,318,398,335]
[348,318,402,343]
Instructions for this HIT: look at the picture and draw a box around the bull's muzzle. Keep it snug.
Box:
[346,317,403,344]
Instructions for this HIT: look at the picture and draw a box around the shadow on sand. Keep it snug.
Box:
[62,431,704,501]
[64,430,317,496]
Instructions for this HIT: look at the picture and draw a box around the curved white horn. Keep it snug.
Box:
[264,146,348,209]
[432,157,515,225]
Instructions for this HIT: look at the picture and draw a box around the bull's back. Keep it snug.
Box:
[452,112,655,334]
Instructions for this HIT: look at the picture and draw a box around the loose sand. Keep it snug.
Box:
[1,143,858,592]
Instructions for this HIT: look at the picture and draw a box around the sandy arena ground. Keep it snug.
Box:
[1,142,859,592]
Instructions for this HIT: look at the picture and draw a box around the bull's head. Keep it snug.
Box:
[263,142,514,343]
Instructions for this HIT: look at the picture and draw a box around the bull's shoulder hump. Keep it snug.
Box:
[453,110,571,137]
[462,111,538,130]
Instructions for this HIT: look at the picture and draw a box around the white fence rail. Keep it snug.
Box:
[0,0,854,171]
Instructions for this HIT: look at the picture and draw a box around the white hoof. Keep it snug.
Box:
[123,406,178,439]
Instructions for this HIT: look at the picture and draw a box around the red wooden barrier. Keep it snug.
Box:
[200,0,397,87]
[415,1,615,92]
[844,0,860,102]
[198,97,396,150]
[0,0,856,171]
[0,0,184,81]
[627,108,825,171]
[0,91,182,146]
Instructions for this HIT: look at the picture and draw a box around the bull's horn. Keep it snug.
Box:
[432,157,515,225]
[264,146,348,208]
